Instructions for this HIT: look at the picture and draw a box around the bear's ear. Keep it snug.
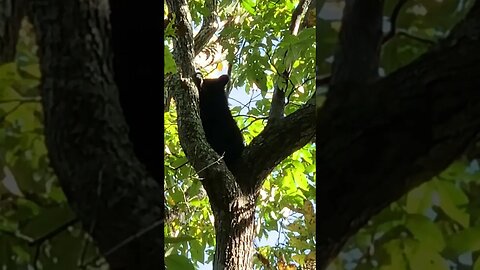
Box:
[218,75,229,86]
[194,72,204,88]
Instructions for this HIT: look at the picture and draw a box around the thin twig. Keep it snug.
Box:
[397,31,436,45]
[82,219,164,267]
[383,0,409,44]
[28,218,79,246]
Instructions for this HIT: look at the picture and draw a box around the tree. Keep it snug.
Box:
[0,0,163,269]
[0,0,316,269]
[318,0,480,269]
[164,0,315,269]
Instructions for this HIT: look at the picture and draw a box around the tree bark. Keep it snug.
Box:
[331,0,383,85]
[29,1,163,269]
[213,195,257,269]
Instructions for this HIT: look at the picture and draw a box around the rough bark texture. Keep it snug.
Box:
[213,195,257,270]
[166,1,315,269]
[319,1,480,268]
[29,1,163,269]
[193,0,218,56]
[239,104,316,191]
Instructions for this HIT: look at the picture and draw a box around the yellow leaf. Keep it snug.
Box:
[292,254,306,265]
[286,264,297,270]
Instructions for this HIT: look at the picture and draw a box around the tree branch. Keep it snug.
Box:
[382,0,408,43]
[397,30,436,45]
[269,0,313,122]
[319,0,435,87]
[239,103,316,190]
[382,0,436,46]
[289,0,312,35]
[331,0,384,86]
[193,0,219,56]
[166,0,241,210]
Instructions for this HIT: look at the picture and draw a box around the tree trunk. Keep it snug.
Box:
[29,1,163,269]
[213,195,257,269]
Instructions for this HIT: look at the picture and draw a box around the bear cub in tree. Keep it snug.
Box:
[194,74,244,170]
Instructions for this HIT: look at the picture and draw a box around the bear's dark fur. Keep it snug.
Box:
[194,74,244,169]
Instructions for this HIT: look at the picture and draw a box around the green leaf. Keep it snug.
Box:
[289,237,310,250]
[165,254,195,270]
[292,254,306,266]
[190,240,205,263]
[435,180,469,205]
[50,234,85,270]
[241,0,256,15]
[405,214,445,252]
[164,47,177,75]
[21,206,75,239]
[293,172,308,191]
[7,198,39,224]
[434,180,470,228]
[0,63,21,91]
[381,239,407,270]
[0,216,18,233]
[48,186,68,203]
[405,241,449,270]
[405,182,433,214]
[18,64,41,79]
[280,172,296,192]
[447,227,480,255]
[473,255,480,270]
[171,157,188,168]
[441,160,469,179]
[11,245,30,263]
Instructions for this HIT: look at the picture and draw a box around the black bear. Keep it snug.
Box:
[194,74,245,170]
